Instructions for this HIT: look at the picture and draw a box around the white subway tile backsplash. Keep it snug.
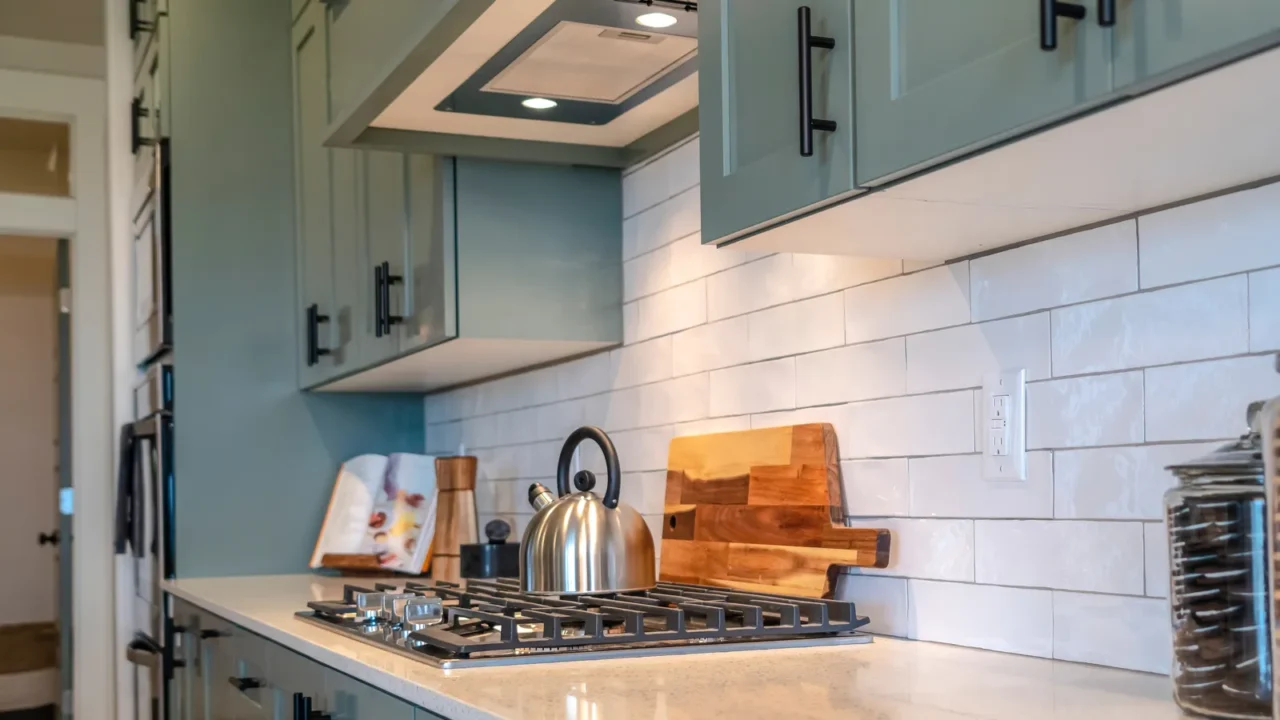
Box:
[796,338,906,407]
[1052,592,1171,673]
[975,520,1145,594]
[908,580,1053,658]
[1053,442,1219,520]
[846,518,975,581]
[833,575,909,637]
[970,221,1138,321]
[906,313,1051,393]
[1138,181,1280,288]
[1251,267,1280,351]
[611,337,673,389]
[430,147,1280,675]
[750,404,847,431]
[670,316,751,377]
[747,293,844,362]
[1145,355,1280,441]
[1027,371,1145,449]
[673,415,752,438]
[556,351,614,400]
[706,255,794,321]
[1144,522,1169,599]
[709,358,795,417]
[845,263,971,343]
[841,391,975,459]
[636,373,710,428]
[909,452,1053,519]
[619,471,667,515]
[841,459,909,517]
[791,255,903,298]
[1051,276,1249,376]
[621,186,700,260]
[630,279,706,342]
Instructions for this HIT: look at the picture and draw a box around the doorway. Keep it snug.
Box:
[0,235,66,720]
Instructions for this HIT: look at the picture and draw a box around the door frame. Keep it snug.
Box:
[0,67,122,720]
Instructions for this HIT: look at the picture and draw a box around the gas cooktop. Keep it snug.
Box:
[295,578,872,668]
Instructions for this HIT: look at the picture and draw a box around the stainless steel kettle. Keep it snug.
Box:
[520,426,656,594]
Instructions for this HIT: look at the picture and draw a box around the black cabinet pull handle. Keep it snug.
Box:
[797,6,836,158]
[1040,0,1086,50]
[1097,0,1115,26]
[228,676,262,692]
[197,629,226,639]
[374,264,385,338]
[131,98,155,155]
[294,693,311,720]
[129,0,155,40]
[380,261,403,334]
[305,303,331,366]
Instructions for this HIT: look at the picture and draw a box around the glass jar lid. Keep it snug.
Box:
[1166,401,1265,479]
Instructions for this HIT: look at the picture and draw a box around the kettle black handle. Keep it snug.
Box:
[556,426,621,509]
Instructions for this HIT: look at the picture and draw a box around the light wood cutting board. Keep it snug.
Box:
[658,423,890,598]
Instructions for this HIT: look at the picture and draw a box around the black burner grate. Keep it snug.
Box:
[307,578,867,658]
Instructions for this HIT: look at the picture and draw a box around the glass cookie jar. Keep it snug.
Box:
[1165,401,1274,719]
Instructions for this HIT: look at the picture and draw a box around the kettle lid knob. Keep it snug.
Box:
[573,470,597,492]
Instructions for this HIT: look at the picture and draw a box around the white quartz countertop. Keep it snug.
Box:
[163,574,1185,720]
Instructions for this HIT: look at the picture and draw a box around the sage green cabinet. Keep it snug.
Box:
[853,0,1112,186]
[326,666,415,720]
[1112,0,1280,88]
[293,3,345,388]
[331,148,364,371]
[699,0,856,244]
[360,151,413,363]
[401,154,455,353]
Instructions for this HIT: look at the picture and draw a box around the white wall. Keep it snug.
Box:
[425,135,1280,674]
[0,236,58,626]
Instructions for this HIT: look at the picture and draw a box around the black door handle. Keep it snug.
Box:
[131,98,155,155]
[1097,0,1115,26]
[305,304,331,366]
[38,530,59,546]
[374,264,385,338]
[1040,0,1086,50]
[228,676,262,692]
[797,6,836,158]
[381,260,401,333]
[293,693,310,720]
[129,0,155,40]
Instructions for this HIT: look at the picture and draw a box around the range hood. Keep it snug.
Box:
[326,0,699,167]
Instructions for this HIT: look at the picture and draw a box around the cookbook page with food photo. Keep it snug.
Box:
[309,453,439,574]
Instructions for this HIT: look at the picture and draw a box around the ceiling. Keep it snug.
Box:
[0,0,103,46]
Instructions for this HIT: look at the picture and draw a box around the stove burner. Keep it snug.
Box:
[298,578,871,668]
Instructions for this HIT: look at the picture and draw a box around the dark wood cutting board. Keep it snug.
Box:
[659,423,890,598]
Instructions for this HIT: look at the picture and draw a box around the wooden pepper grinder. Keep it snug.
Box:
[430,456,478,582]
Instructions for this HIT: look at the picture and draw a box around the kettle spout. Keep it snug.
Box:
[528,482,556,512]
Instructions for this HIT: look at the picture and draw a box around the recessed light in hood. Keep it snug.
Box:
[636,12,677,28]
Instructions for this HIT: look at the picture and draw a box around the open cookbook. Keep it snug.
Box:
[309,453,438,574]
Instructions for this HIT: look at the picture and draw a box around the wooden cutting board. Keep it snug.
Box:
[658,423,890,598]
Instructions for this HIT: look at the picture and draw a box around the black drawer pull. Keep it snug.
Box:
[228,676,262,692]
[306,304,331,366]
[797,6,836,157]
[294,693,311,720]
[197,629,227,639]
[379,261,403,335]
[1040,0,1086,51]
[373,264,385,338]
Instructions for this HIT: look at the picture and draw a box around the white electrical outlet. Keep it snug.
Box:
[983,369,1026,480]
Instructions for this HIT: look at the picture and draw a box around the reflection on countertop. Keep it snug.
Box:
[163,574,1183,720]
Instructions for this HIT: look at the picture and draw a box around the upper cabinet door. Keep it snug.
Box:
[293,4,339,389]
[699,0,856,245]
[854,0,1112,186]
[361,151,408,364]
[400,155,457,352]
[1113,0,1280,88]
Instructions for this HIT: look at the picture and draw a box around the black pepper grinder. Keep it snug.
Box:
[459,519,520,579]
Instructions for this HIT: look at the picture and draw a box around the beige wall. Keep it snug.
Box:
[0,235,58,625]
[0,118,70,197]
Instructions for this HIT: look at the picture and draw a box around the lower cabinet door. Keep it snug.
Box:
[1113,0,1280,88]
[266,641,327,720]
[326,667,414,720]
